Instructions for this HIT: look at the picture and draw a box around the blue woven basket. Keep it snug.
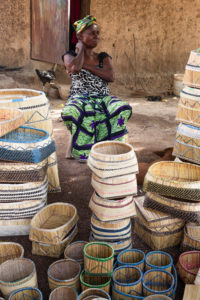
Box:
[78,288,111,300]
[8,287,43,299]
[145,251,173,273]
[0,126,56,163]
[112,284,144,299]
[117,249,145,271]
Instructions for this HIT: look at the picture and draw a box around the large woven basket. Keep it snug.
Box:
[0,258,37,299]
[49,286,77,300]
[88,141,138,178]
[182,228,200,251]
[64,241,88,267]
[80,269,111,293]
[183,50,200,88]
[91,172,137,199]
[173,123,200,165]
[117,249,145,271]
[143,161,200,201]
[8,287,43,300]
[176,86,200,127]
[48,259,81,292]
[78,288,111,300]
[145,251,173,273]
[144,192,200,223]
[0,108,25,138]
[89,192,136,221]
[0,242,24,264]
[176,251,200,284]
[0,219,31,237]
[29,202,79,244]
[32,224,78,258]
[186,223,200,240]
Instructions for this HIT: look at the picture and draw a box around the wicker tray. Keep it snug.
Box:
[0,108,25,138]
[29,202,79,244]
[143,161,200,201]
[183,50,200,88]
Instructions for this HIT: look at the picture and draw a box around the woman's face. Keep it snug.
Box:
[80,24,100,48]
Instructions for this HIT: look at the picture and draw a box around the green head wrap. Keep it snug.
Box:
[73,15,97,34]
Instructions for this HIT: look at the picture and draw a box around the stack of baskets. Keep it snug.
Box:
[29,202,79,257]
[87,141,138,255]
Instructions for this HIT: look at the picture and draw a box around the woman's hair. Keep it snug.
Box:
[73,15,97,34]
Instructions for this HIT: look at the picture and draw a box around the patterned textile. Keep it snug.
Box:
[73,15,97,34]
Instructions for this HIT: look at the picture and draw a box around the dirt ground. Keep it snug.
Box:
[0,90,184,299]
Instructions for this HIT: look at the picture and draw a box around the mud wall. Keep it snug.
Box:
[90,0,200,94]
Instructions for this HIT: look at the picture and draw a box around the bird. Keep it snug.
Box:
[35,69,56,87]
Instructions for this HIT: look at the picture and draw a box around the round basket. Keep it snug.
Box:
[0,242,24,264]
[49,286,77,300]
[8,287,42,300]
[182,228,200,250]
[0,108,25,138]
[64,241,88,267]
[183,50,200,88]
[78,288,111,300]
[0,258,37,299]
[48,259,81,291]
[80,269,111,293]
[176,251,200,283]
[173,74,184,97]
[145,251,173,273]
[84,242,114,276]
[88,141,138,178]
[117,249,145,271]
[186,223,200,240]
[143,269,174,297]
[143,161,200,201]
[112,265,143,296]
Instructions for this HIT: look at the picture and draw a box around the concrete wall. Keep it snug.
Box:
[90,0,200,94]
[0,0,31,67]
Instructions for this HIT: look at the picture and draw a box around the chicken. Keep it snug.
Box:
[35,69,56,86]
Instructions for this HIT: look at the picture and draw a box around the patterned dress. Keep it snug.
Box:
[61,51,132,161]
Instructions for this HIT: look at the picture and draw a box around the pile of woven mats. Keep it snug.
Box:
[0,89,60,236]
[87,140,138,256]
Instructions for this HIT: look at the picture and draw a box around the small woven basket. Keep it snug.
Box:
[182,228,200,250]
[186,223,200,240]
[78,288,111,300]
[117,249,145,271]
[49,286,77,300]
[145,251,173,273]
[176,251,200,284]
[0,242,24,264]
[183,50,200,88]
[80,269,111,293]
[8,287,42,300]
[64,241,88,267]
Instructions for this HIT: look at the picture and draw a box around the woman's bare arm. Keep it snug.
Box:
[63,41,85,74]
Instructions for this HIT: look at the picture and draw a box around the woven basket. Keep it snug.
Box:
[0,108,25,138]
[144,192,200,223]
[8,287,42,300]
[176,86,200,127]
[91,221,131,241]
[195,268,200,285]
[48,259,81,292]
[78,288,111,300]
[134,217,184,250]
[88,141,138,178]
[186,223,200,240]
[47,152,61,193]
[143,161,200,201]
[183,50,200,88]
[145,251,173,273]
[144,295,172,299]
[111,283,144,300]
[112,265,143,296]
[0,258,37,299]
[176,251,200,284]
[182,228,200,250]
[64,241,88,267]
[91,172,137,199]
[89,192,136,221]
[173,123,200,165]
[29,202,79,244]
[117,249,145,271]
[80,269,111,293]
[49,286,77,300]
[0,242,24,264]
[32,224,78,258]
[84,242,114,276]
[0,218,31,237]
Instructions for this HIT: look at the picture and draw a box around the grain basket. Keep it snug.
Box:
[29,202,79,244]
[0,126,55,163]
[49,286,77,300]
[0,258,37,299]
[144,192,200,223]
[143,161,200,200]
[117,249,145,271]
[183,284,200,300]
[186,223,200,240]
[0,242,24,264]
[0,219,31,236]
[78,288,111,300]
[0,108,25,138]
[183,49,200,88]
[91,172,137,199]
[112,265,143,296]
[84,242,114,276]
[80,269,111,293]
[194,268,200,285]
[64,241,88,266]
[182,228,200,250]
[48,259,81,291]
[145,251,173,273]
[176,251,200,283]
[8,287,42,300]
[88,141,138,178]
[89,192,136,221]
[176,86,200,127]
[32,224,78,258]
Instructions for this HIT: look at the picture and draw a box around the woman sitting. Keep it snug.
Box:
[61,15,132,161]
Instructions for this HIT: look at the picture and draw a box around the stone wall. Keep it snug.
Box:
[90,0,200,94]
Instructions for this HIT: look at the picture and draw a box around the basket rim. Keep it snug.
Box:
[77,288,111,300]
[49,286,78,299]
[184,227,200,242]
[80,269,111,288]
[112,283,144,299]
[48,258,81,282]
[8,287,43,299]
[84,242,114,261]
[0,107,24,124]
[117,249,145,266]
[91,141,134,158]
[0,242,24,258]
[112,265,143,287]
[0,88,45,103]
[145,251,173,270]
[143,269,174,294]
[64,240,88,258]
[178,250,200,275]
